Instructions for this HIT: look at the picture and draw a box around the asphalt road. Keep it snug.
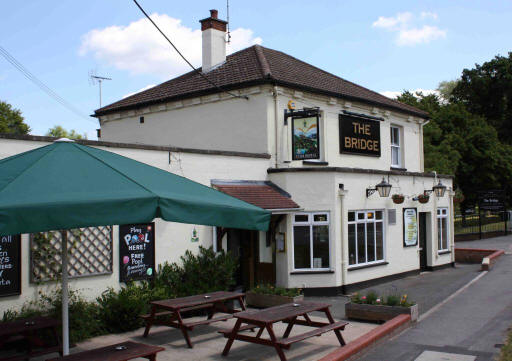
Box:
[358,237,512,361]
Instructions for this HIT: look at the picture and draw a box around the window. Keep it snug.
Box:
[390,126,401,168]
[293,213,330,270]
[348,210,384,266]
[437,208,449,251]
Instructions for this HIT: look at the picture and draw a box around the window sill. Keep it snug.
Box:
[390,166,407,171]
[438,250,451,255]
[302,160,329,166]
[347,261,389,271]
[290,269,334,275]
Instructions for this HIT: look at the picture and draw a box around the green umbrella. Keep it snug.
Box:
[0,139,270,354]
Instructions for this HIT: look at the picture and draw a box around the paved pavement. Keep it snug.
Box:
[457,235,512,253]
[358,236,512,361]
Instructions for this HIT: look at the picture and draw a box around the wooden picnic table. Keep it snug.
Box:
[46,341,164,361]
[0,316,62,361]
[220,301,348,361]
[142,291,246,348]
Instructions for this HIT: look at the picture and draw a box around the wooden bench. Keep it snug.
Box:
[46,341,164,361]
[218,324,257,336]
[276,321,348,349]
[185,314,233,330]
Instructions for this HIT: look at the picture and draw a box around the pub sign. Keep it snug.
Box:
[292,115,320,160]
[119,223,155,282]
[339,114,381,156]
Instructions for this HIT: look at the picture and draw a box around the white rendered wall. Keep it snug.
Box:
[0,138,271,311]
[99,90,269,154]
[270,171,453,289]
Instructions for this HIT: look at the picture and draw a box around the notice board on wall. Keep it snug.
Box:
[119,223,155,283]
[0,235,21,297]
[403,208,418,247]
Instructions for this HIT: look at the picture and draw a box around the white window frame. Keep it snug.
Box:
[292,212,331,271]
[347,210,386,268]
[437,208,449,252]
[390,125,402,168]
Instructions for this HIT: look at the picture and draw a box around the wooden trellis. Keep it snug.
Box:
[30,226,113,283]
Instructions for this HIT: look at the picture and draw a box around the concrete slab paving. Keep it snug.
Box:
[414,350,476,361]
[457,235,512,253]
[33,313,376,361]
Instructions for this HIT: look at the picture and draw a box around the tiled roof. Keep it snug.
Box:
[213,181,300,210]
[94,45,428,118]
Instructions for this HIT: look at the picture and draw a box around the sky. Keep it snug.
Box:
[1,1,511,139]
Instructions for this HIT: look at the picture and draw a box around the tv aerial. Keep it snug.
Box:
[89,70,112,108]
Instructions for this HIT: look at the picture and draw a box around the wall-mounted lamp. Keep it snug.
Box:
[424,180,447,197]
[366,177,392,198]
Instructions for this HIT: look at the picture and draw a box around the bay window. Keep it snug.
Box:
[293,213,330,270]
[348,210,384,266]
[437,208,449,252]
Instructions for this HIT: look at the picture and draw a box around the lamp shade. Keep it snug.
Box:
[376,178,392,197]
[433,180,446,197]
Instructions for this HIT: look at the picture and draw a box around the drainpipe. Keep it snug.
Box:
[273,85,279,168]
[338,186,348,292]
[448,187,456,264]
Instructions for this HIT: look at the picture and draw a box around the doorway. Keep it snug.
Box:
[227,229,276,290]
[419,212,428,270]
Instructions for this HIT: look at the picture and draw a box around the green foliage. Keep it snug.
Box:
[385,295,400,307]
[397,86,512,209]
[46,125,86,139]
[452,52,512,144]
[499,325,512,361]
[153,246,238,297]
[1,288,103,343]
[96,283,151,333]
[0,100,30,134]
[250,284,302,297]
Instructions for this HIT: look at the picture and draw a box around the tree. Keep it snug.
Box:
[0,100,30,134]
[437,80,458,102]
[397,90,512,208]
[46,125,86,140]
[452,53,512,143]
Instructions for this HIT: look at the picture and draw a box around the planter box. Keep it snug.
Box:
[245,292,304,308]
[345,302,418,322]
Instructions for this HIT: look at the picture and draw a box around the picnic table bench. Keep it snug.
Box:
[46,341,164,361]
[141,291,246,348]
[0,316,62,361]
[220,301,348,361]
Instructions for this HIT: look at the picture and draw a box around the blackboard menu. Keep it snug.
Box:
[119,223,155,282]
[0,235,21,297]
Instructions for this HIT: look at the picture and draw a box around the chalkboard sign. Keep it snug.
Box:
[0,235,21,297]
[119,223,155,283]
[478,190,505,211]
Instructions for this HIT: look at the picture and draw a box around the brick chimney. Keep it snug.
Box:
[199,9,228,73]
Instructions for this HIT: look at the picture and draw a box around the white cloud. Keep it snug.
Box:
[372,12,412,30]
[380,89,439,99]
[397,26,446,46]
[372,11,445,46]
[123,84,156,98]
[80,13,262,79]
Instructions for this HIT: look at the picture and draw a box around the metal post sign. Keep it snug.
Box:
[119,223,155,282]
[478,190,505,211]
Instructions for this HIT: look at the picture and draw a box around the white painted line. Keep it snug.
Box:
[418,271,488,322]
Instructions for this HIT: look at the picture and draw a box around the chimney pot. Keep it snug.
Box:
[210,9,218,19]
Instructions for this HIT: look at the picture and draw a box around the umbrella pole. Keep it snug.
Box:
[61,230,69,355]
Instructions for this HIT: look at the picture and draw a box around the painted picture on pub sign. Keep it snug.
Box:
[292,116,319,160]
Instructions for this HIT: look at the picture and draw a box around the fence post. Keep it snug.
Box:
[478,208,482,240]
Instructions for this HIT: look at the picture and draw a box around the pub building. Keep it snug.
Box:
[0,10,454,306]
